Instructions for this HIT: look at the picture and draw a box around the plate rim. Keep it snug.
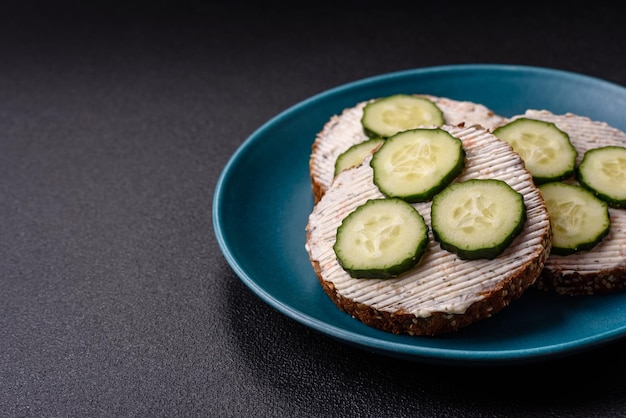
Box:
[213,63,626,365]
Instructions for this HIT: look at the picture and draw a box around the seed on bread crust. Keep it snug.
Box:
[305,124,551,336]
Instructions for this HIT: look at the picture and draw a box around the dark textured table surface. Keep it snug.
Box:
[3,2,626,417]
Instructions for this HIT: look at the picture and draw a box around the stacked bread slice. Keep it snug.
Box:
[306,96,552,336]
[508,110,626,295]
[309,95,506,203]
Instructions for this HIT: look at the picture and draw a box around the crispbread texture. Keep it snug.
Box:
[511,110,626,295]
[309,95,506,203]
[305,125,551,336]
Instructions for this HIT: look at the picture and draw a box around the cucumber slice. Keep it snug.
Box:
[431,179,526,260]
[493,117,578,184]
[539,182,610,256]
[334,138,385,177]
[333,198,428,279]
[361,94,445,139]
[370,128,465,203]
[577,145,626,209]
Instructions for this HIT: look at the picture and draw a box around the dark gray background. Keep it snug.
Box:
[2,2,626,416]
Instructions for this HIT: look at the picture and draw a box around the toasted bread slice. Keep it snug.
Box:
[305,125,551,336]
[511,110,626,295]
[309,95,506,203]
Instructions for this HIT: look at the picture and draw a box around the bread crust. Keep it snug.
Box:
[306,125,551,336]
[309,244,548,336]
[537,266,626,296]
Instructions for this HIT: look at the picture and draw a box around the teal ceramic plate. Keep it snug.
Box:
[213,64,626,365]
